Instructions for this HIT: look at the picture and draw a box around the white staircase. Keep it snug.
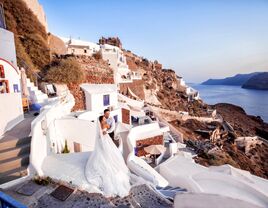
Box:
[26,78,48,105]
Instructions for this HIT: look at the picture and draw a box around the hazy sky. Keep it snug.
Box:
[40,0,268,83]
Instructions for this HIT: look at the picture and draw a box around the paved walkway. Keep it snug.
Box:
[0,112,36,142]
[3,180,173,208]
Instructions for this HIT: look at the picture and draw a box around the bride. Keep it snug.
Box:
[85,115,131,197]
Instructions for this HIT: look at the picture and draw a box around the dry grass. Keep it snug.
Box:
[45,58,85,84]
[1,0,50,71]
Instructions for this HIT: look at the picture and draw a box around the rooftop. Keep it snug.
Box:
[60,37,99,47]
[80,84,117,94]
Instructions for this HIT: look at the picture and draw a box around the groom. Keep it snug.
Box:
[104,109,115,142]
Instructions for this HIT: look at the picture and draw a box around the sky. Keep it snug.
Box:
[40,0,268,83]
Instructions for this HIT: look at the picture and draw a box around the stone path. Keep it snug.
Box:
[3,180,173,208]
[0,112,36,142]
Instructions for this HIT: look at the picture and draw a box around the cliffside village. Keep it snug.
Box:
[0,1,268,207]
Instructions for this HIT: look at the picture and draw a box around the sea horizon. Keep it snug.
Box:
[190,83,268,123]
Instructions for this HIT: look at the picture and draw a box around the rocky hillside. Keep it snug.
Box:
[48,33,67,55]
[242,72,268,90]
[60,55,114,111]
[99,37,122,48]
[1,0,50,71]
[214,103,268,139]
[121,49,209,116]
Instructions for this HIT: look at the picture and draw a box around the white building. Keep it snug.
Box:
[100,44,132,84]
[61,37,100,56]
[177,76,186,87]
[0,28,23,136]
[80,84,123,122]
[186,86,200,101]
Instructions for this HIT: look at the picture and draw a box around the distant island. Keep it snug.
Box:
[202,72,268,90]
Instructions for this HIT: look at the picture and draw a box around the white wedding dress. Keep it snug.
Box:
[85,123,131,197]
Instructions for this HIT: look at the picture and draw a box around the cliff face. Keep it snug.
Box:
[121,50,208,116]
[242,72,268,90]
[214,103,268,139]
[21,0,48,32]
[48,33,67,55]
[67,56,114,111]
[1,0,50,71]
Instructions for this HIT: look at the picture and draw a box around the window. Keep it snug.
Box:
[0,65,4,78]
[103,94,110,106]
[72,49,75,53]
[13,84,19,93]
[84,49,87,53]
[0,80,9,93]
[114,115,118,123]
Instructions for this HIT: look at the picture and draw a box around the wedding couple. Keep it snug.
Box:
[85,109,131,197]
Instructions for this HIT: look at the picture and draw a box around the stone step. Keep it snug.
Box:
[0,143,31,162]
[0,136,31,151]
[0,154,29,173]
[0,166,28,185]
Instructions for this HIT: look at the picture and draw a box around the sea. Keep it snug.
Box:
[189,84,268,123]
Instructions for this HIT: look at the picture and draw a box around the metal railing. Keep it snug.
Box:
[0,191,27,208]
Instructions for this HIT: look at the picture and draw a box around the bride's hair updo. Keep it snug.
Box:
[99,115,104,123]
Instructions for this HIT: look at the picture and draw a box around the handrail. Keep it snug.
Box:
[0,191,27,208]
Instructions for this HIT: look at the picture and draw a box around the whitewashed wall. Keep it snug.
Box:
[0,59,21,93]
[126,123,168,187]
[30,93,75,175]
[84,91,118,114]
[0,29,17,67]
[0,93,24,137]
[0,58,22,137]
[54,118,96,152]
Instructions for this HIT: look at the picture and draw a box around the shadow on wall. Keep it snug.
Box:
[1,114,24,138]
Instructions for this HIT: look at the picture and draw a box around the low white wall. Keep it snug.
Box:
[30,93,75,175]
[118,93,144,109]
[0,93,24,137]
[126,123,169,187]
[54,118,96,152]
[127,123,162,152]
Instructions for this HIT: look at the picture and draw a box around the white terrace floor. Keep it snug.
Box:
[41,130,132,195]
[41,152,100,194]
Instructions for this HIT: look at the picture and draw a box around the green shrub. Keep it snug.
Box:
[62,140,70,154]
[33,176,52,186]
[45,58,85,84]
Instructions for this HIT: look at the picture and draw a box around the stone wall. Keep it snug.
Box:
[21,0,48,31]
[135,135,163,157]
[68,56,114,111]
[122,108,130,124]
[99,37,122,48]
[119,80,145,100]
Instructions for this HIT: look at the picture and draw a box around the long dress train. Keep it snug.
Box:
[85,123,131,197]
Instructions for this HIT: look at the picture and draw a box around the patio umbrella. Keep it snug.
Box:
[21,67,29,97]
[144,144,166,155]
